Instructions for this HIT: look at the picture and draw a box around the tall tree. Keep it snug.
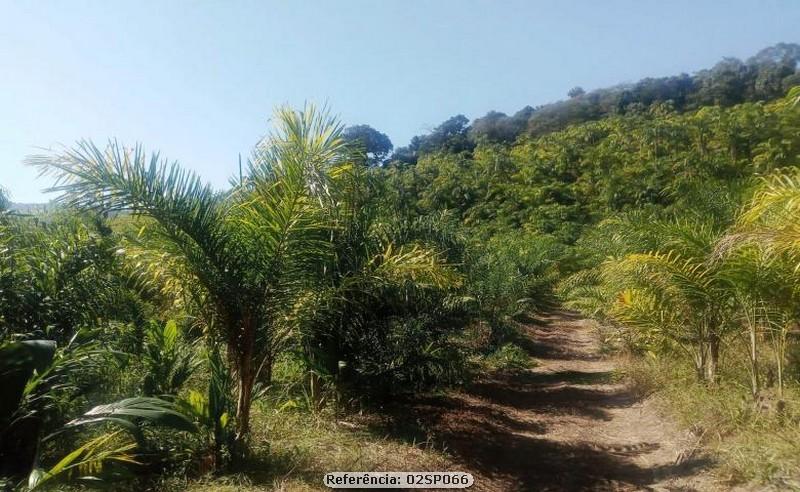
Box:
[568,86,586,98]
[342,124,393,166]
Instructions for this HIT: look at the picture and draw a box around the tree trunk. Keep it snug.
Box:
[235,367,253,441]
[694,341,706,381]
[749,323,760,398]
[705,335,720,384]
[233,316,257,454]
[310,371,322,411]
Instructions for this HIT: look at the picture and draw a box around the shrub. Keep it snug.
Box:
[483,343,534,371]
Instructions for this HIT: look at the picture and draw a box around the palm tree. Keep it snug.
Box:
[0,211,136,343]
[29,105,338,450]
[721,166,800,396]
[0,335,195,488]
[717,244,800,397]
[735,168,800,266]
[607,250,731,382]
[576,217,737,382]
[295,163,463,404]
[581,210,800,389]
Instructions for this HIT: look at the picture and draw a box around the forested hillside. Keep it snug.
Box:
[384,93,799,239]
[2,43,800,490]
[370,43,800,485]
[390,42,800,164]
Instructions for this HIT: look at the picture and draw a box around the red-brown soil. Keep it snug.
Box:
[384,311,720,491]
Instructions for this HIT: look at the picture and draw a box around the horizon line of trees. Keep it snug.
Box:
[351,42,800,166]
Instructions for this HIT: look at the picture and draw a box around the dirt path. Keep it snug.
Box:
[395,311,717,491]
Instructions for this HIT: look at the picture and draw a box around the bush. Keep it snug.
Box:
[465,232,566,346]
[483,343,534,371]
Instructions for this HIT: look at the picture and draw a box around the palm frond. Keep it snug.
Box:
[249,104,349,204]
[609,251,716,307]
[728,168,800,269]
[371,243,462,289]
[28,431,138,490]
[28,141,235,302]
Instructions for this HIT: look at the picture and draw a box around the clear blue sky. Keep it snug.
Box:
[2,0,799,202]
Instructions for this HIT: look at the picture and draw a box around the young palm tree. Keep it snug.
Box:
[29,105,338,450]
[0,212,135,343]
[295,162,463,403]
[735,168,800,266]
[0,335,195,487]
[574,217,737,382]
[607,250,731,382]
[721,165,800,396]
[717,244,799,397]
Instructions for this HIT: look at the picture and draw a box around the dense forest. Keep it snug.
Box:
[3,43,800,490]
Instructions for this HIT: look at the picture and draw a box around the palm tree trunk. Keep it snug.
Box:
[234,316,257,452]
[310,371,322,410]
[694,341,707,381]
[705,335,720,383]
[749,323,760,398]
[236,366,253,440]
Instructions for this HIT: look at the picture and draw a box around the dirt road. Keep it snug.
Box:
[397,311,717,491]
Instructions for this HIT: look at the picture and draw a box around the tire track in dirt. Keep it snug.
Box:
[393,311,718,491]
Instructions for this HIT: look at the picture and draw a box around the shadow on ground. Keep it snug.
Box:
[370,311,712,491]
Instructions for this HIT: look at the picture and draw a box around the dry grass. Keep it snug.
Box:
[621,354,800,489]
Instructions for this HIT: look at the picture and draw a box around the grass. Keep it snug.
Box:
[481,342,535,372]
[150,350,461,492]
[156,322,536,491]
[155,403,459,491]
[621,353,800,488]
[151,323,539,491]
[460,317,538,373]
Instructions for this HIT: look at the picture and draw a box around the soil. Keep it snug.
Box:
[385,311,725,491]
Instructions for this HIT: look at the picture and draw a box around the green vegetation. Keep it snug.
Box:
[482,343,534,372]
[375,43,800,486]
[0,106,499,490]
[3,43,800,489]
[624,355,800,485]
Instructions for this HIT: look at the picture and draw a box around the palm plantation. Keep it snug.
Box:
[26,105,458,450]
[3,43,800,490]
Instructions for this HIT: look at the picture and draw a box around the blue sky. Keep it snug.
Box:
[2,0,799,202]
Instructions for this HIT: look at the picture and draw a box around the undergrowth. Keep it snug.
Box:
[481,342,535,372]
[154,401,456,492]
[622,354,800,488]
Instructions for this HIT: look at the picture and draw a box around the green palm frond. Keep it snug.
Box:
[235,152,330,283]
[29,141,225,242]
[726,168,800,269]
[741,169,800,225]
[610,251,716,307]
[788,85,800,107]
[28,431,138,491]
[558,268,615,317]
[28,141,235,302]
[651,219,722,260]
[249,104,349,204]
[370,243,462,289]
[611,288,667,333]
